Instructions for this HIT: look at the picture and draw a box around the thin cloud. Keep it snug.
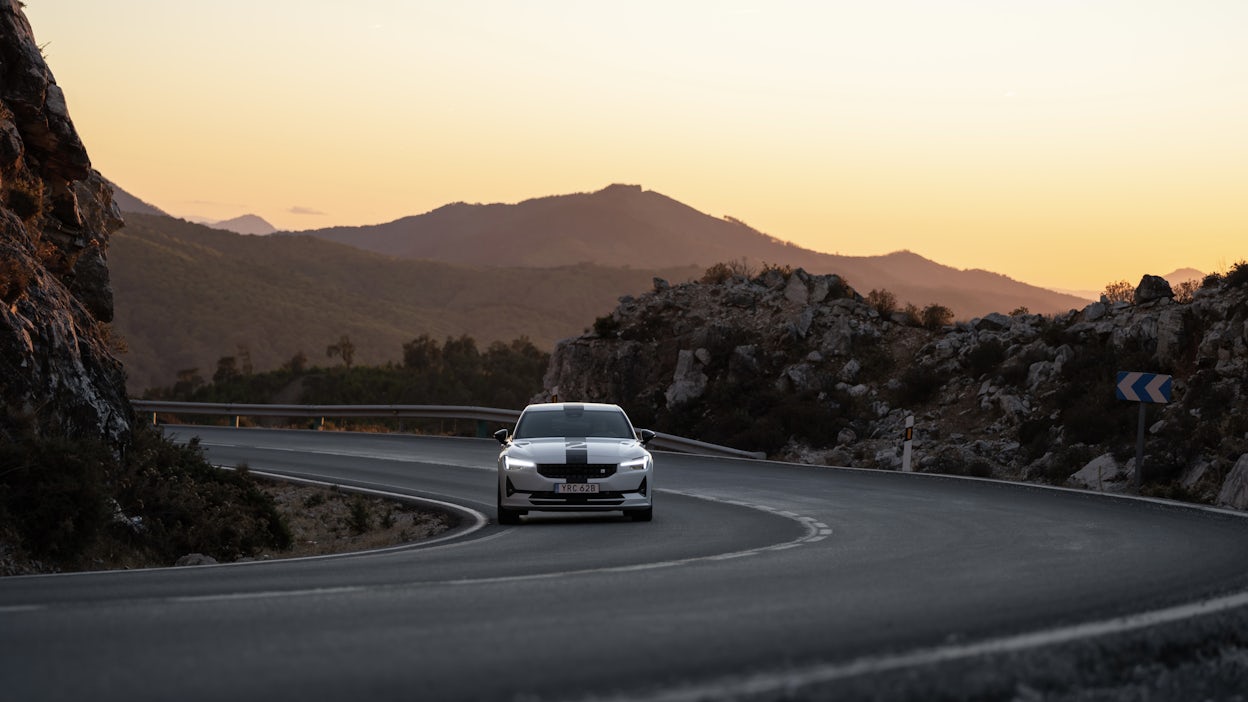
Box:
[288,206,326,216]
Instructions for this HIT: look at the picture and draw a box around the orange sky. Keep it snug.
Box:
[24,1,1247,291]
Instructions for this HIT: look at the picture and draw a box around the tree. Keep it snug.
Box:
[236,344,253,376]
[282,351,309,374]
[213,356,240,384]
[326,335,355,368]
[1101,280,1134,304]
[441,335,481,383]
[172,368,204,397]
[402,334,441,372]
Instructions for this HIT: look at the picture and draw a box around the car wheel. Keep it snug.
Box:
[497,490,523,525]
[629,507,653,522]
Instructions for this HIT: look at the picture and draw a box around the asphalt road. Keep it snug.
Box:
[3,426,1248,701]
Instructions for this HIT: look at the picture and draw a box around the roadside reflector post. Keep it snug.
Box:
[902,415,915,472]
[1115,371,1172,492]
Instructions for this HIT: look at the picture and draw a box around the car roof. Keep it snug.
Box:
[521,402,623,413]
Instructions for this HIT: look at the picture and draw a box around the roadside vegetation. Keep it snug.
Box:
[0,423,290,574]
[144,334,550,430]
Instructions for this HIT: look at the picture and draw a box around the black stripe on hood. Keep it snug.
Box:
[565,439,588,465]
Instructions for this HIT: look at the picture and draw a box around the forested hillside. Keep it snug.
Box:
[108,213,700,392]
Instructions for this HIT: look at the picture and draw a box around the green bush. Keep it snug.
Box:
[0,435,114,559]
[0,423,293,570]
[866,289,896,317]
[347,496,372,534]
[592,314,621,338]
[1224,260,1248,288]
[965,338,1007,378]
[701,259,754,284]
[920,304,954,330]
[894,364,943,406]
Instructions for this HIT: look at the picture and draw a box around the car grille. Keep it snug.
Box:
[537,463,617,479]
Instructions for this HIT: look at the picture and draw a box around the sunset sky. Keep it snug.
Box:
[24,1,1246,291]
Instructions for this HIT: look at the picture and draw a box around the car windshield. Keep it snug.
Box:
[513,406,634,440]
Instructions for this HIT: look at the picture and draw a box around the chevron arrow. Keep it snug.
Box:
[1116,371,1172,404]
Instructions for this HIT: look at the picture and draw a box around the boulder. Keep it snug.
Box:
[174,553,218,567]
[1216,454,1248,510]
[664,349,707,407]
[784,275,810,304]
[974,313,1011,332]
[1068,453,1127,490]
[1134,275,1174,304]
[1082,301,1108,322]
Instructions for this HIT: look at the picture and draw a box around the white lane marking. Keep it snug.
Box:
[0,605,46,614]
[607,588,1248,702]
[199,441,494,471]
[433,490,831,587]
[171,586,365,604]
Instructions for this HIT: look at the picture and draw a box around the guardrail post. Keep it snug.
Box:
[902,415,914,472]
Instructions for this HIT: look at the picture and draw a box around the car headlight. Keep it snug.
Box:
[619,457,649,471]
[504,456,536,471]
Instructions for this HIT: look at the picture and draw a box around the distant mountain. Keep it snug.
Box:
[107,179,277,235]
[1164,268,1205,285]
[108,213,700,392]
[302,184,1089,318]
[209,214,277,236]
[108,180,167,216]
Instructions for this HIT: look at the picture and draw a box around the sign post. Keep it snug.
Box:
[1115,371,1172,490]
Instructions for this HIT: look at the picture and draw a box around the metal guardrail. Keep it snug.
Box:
[131,400,765,460]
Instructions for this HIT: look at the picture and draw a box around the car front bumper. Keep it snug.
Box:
[499,467,652,512]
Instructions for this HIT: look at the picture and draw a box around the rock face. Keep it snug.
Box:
[0,1,130,445]
[542,266,1248,509]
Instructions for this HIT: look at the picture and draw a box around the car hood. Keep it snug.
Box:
[506,437,647,464]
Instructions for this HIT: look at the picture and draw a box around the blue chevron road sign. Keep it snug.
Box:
[1116,371,1172,404]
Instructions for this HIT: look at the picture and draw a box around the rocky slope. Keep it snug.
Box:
[541,265,1248,509]
[0,0,130,445]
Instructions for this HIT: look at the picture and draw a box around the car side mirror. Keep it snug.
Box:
[638,429,656,446]
[494,428,510,445]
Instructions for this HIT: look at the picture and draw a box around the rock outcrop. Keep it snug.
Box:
[542,266,1248,508]
[0,0,130,445]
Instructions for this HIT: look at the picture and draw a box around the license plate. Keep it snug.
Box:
[556,483,600,494]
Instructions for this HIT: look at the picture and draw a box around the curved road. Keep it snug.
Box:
[3,426,1248,701]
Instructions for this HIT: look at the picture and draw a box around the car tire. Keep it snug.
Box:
[497,490,523,525]
[629,507,653,522]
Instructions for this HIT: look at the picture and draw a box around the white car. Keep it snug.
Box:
[495,403,655,524]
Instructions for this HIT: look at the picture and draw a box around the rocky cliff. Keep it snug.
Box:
[542,264,1248,509]
[0,0,129,445]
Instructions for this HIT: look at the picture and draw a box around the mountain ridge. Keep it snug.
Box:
[296,183,1090,318]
